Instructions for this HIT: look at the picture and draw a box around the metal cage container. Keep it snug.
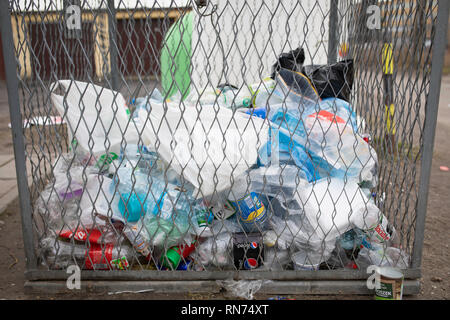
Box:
[0,0,448,295]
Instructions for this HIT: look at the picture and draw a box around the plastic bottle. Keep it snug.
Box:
[120,220,152,259]
[58,226,118,246]
[145,177,214,230]
[193,232,233,268]
[218,85,253,109]
[337,229,366,267]
[40,238,134,270]
[121,144,160,174]
[160,242,196,270]
[131,88,164,111]
[248,78,279,108]
[365,214,397,245]
[38,174,84,230]
[228,176,269,232]
[112,144,163,223]
[114,166,153,223]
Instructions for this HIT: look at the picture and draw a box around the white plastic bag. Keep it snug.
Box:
[136,99,269,198]
[194,232,233,268]
[296,178,381,243]
[50,80,139,157]
[216,280,272,300]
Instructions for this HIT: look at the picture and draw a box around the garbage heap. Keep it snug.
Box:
[36,50,410,272]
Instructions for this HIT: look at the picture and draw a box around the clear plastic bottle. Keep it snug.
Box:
[113,166,153,223]
[146,181,214,232]
[218,85,253,110]
[112,143,161,223]
[40,238,135,270]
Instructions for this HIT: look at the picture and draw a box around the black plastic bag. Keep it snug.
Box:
[271,46,354,102]
[271,47,305,79]
[301,59,354,102]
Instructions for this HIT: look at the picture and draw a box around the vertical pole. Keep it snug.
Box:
[107,0,119,90]
[414,0,427,66]
[0,3,37,270]
[328,0,339,64]
[412,0,449,269]
[382,29,396,156]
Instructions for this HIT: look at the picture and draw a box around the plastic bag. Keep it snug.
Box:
[301,59,354,102]
[270,46,354,102]
[136,97,269,198]
[216,280,272,300]
[144,215,193,249]
[50,80,138,157]
[269,215,335,260]
[35,156,114,231]
[249,165,308,199]
[261,248,291,271]
[356,246,410,269]
[296,178,382,243]
[193,232,233,268]
[263,69,377,183]
[271,47,305,79]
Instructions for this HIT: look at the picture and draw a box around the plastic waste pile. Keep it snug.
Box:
[36,47,410,272]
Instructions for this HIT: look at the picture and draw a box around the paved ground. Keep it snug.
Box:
[0,76,448,300]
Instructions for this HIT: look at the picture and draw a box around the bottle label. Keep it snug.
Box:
[123,223,151,257]
[212,201,236,220]
[84,244,113,270]
[369,216,394,244]
[230,192,266,226]
[195,207,214,227]
[95,152,118,171]
[59,228,103,244]
[111,256,129,270]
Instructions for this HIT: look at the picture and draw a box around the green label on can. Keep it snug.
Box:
[95,152,118,170]
[375,282,394,300]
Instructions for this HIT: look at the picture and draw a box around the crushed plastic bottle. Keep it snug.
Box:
[184,85,252,110]
[40,237,135,270]
[356,245,410,269]
[193,232,233,268]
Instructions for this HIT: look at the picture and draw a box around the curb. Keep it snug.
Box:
[0,155,19,215]
[0,183,18,215]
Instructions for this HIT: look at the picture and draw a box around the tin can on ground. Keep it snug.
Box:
[375,267,404,300]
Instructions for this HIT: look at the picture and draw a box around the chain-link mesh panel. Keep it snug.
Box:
[6,0,439,276]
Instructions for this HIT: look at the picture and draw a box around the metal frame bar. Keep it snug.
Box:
[24,279,421,295]
[107,0,119,90]
[412,0,450,268]
[24,268,421,281]
[328,0,339,64]
[0,0,37,270]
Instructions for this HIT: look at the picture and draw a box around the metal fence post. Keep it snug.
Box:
[382,29,396,155]
[107,0,119,90]
[412,0,450,269]
[328,0,339,64]
[0,2,37,270]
